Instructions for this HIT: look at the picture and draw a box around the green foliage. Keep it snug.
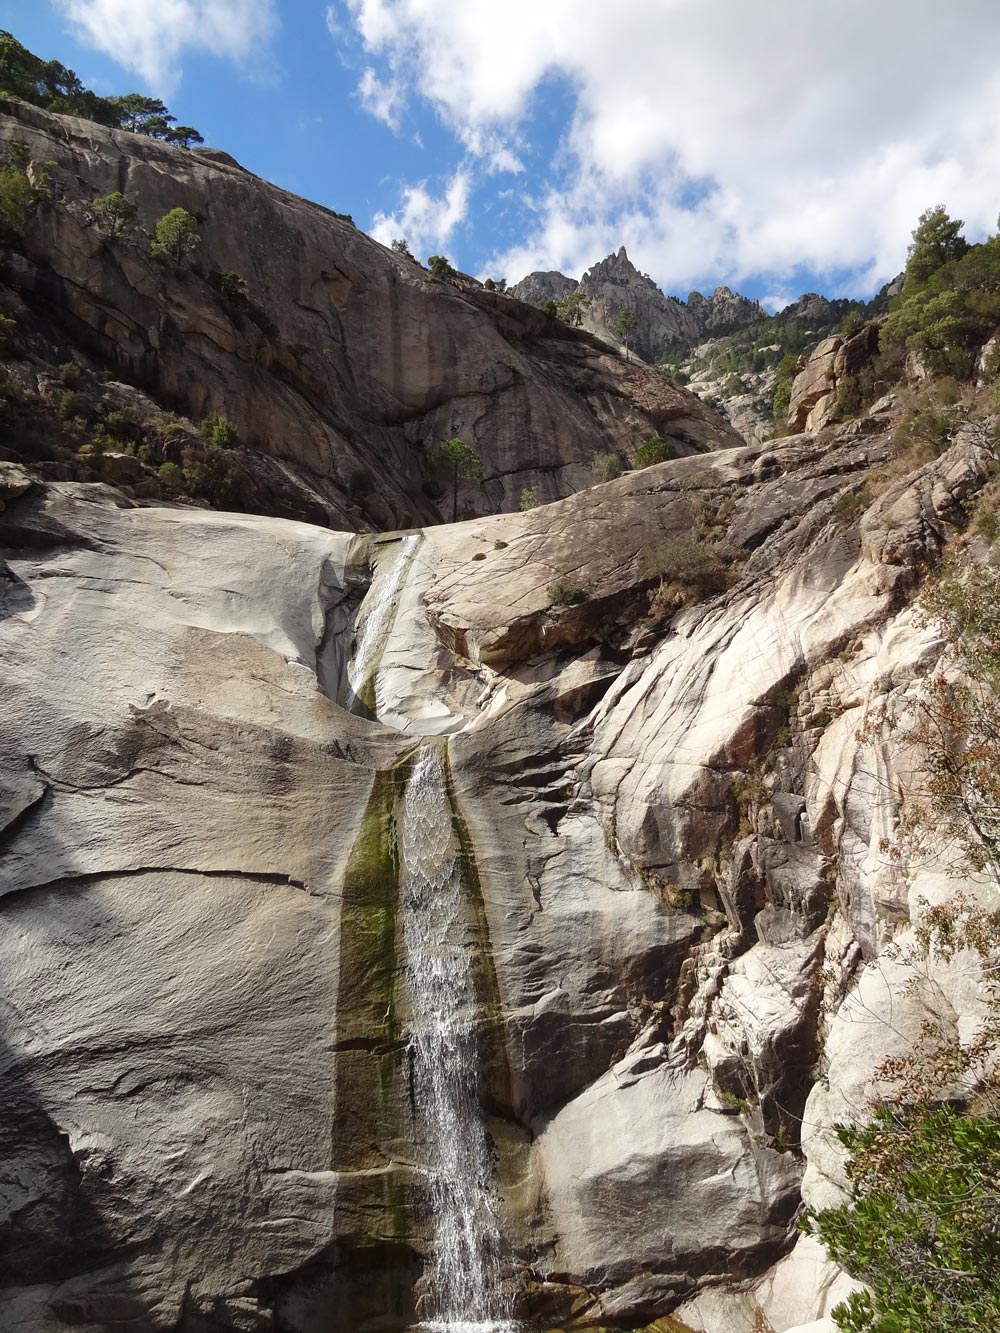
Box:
[57,361,83,388]
[390,236,414,260]
[537,297,557,317]
[57,390,88,421]
[0,311,18,354]
[840,308,866,336]
[548,576,586,606]
[207,270,274,336]
[150,208,200,264]
[806,552,1000,1332]
[591,451,622,484]
[428,254,455,279]
[881,226,1000,380]
[92,191,137,237]
[804,1107,1000,1333]
[181,442,241,505]
[519,486,539,511]
[772,352,800,428]
[104,93,202,145]
[435,436,481,521]
[893,398,955,452]
[201,412,238,448]
[556,289,585,326]
[0,162,32,244]
[157,460,183,489]
[0,32,201,141]
[575,367,595,391]
[831,484,870,528]
[902,205,969,296]
[615,306,637,358]
[0,29,121,124]
[209,269,247,302]
[102,409,133,440]
[643,530,731,611]
[633,434,675,468]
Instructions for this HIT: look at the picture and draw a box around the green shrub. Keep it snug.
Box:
[201,412,239,447]
[893,397,955,452]
[58,390,88,420]
[591,451,622,483]
[643,531,730,608]
[209,269,248,303]
[102,409,134,440]
[633,434,675,468]
[519,486,539,511]
[181,443,241,505]
[158,460,183,489]
[575,367,595,391]
[548,577,586,605]
[0,311,18,355]
[831,485,870,527]
[804,1107,1000,1333]
[427,254,455,279]
[840,308,866,336]
[537,297,557,317]
[150,207,200,263]
[92,191,137,237]
[57,361,83,388]
[0,163,32,244]
[881,228,1000,380]
[772,352,800,428]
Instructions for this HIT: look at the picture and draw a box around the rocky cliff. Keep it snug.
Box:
[510,248,765,364]
[3,371,995,1331]
[0,99,741,529]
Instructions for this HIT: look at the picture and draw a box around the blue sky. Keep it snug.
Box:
[7,1,1000,310]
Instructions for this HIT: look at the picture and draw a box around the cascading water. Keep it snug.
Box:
[347,534,419,715]
[399,744,518,1333]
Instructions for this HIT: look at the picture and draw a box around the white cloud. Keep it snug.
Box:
[358,66,404,128]
[343,0,1000,295]
[369,168,472,259]
[57,0,277,93]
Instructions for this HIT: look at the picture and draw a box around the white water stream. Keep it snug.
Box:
[347,533,419,714]
[399,745,518,1333]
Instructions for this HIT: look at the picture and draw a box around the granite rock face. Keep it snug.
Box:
[511,248,765,363]
[0,100,741,529]
[3,409,996,1330]
[786,323,881,433]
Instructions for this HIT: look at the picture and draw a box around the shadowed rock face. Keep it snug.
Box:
[3,407,995,1331]
[0,99,742,530]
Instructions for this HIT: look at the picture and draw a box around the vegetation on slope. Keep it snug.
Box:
[804,542,1000,1330]
[0,29,203,145]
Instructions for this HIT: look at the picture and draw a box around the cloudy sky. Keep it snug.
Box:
[8,0,1000,307]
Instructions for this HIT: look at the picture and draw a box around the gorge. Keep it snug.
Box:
[1,72,999,1333]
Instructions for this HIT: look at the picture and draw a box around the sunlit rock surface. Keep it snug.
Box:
[1,417,997,1330]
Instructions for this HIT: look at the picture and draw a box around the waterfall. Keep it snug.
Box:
[400,745,517,1333]
[347,534,419,716]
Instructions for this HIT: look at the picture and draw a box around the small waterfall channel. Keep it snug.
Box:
[346,538,517,1329]
[347,533,420,715]
[399,745,517,1332]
